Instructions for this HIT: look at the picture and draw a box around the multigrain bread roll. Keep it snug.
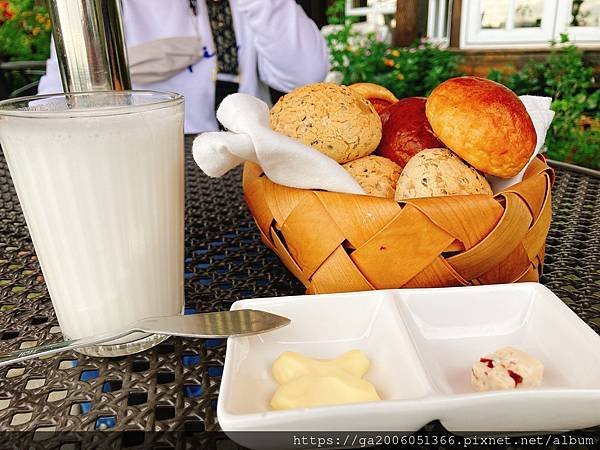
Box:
[270,83,382,164]
[348,83,398,115]
[343,155,402,199]
[395,148,492,201]
[425,77,536,178]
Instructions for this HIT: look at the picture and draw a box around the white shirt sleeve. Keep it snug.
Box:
[236,0,329,93]
[37,37,64,95]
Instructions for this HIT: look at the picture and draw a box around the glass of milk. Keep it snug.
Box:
[0,91,185,357]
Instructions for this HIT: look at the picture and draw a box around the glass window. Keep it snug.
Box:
[570,0,600,27]
[461,0,599,47]
[345,0,396,16]
[426,0,451,43]
[514,0,545,28]
[463,0,555,46]
[480,0,508,29]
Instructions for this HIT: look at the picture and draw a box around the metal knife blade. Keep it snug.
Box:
[132,309,290,338]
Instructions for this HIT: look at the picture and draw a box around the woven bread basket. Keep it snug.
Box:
[243,156,554,294]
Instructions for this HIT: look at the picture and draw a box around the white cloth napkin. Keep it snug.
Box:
[486,95,555,193]
[193,93,553,195]
[192,94,364,194]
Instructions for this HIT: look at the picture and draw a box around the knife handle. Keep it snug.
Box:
[0,329,135,367]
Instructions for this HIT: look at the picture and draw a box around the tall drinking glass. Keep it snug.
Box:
[0,91,184,356]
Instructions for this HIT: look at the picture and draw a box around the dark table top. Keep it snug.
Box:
[0,136,598,448]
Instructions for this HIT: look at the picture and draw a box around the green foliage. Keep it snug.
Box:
[489,35,599,170]
[0,0,52,61]
[325,0,352,25]
[326,24,388,83]
[325,0,461,97]
[325,21,462,99]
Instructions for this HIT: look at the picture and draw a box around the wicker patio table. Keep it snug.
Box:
[0,136,598,449]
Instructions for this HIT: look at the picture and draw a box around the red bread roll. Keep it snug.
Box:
[369,98,395,115]
[375,97,444,168]
[426,76,536,178]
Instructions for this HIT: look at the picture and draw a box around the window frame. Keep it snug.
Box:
[555,0,600,43]
[460,0,559,48]
[427,0,452,45]
[344,0,397,16]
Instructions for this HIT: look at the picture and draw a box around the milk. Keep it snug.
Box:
[0,94,184,354]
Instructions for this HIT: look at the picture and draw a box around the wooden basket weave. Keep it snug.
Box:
[243,156,554,294]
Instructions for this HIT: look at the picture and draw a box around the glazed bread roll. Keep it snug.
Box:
[376,97,445,168]
[343,155,402,199]
[395,148,492,201]
[349,83,398,115]
[270,83,382,164]
[425,77,536,178]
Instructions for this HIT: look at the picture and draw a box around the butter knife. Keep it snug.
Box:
[0,309,289,367]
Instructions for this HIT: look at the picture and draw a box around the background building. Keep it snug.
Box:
[335,0,600,75]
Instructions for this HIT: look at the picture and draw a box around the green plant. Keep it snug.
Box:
[326,24,388,84]
[377,39,463,98]
[0,0,52,61]
[325,10,462,99]
[489,35,599,170]
[0,1,15,24]
[325,0,352,25]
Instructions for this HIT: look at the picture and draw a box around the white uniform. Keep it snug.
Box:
[38,0,329,133]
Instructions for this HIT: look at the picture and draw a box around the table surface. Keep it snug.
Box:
[0,136,598,446]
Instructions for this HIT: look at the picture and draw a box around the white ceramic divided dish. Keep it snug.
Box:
[218,283,600,434]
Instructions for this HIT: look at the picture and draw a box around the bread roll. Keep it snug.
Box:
[349,83,398,115]
[376,97,445,168]
[343,155,402,199]
[395,148,492,201]
[270,83,382,164]
[426,77,536,178]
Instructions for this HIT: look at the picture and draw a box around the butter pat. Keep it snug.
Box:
[272,349,370,383]
[270,350,380,410]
